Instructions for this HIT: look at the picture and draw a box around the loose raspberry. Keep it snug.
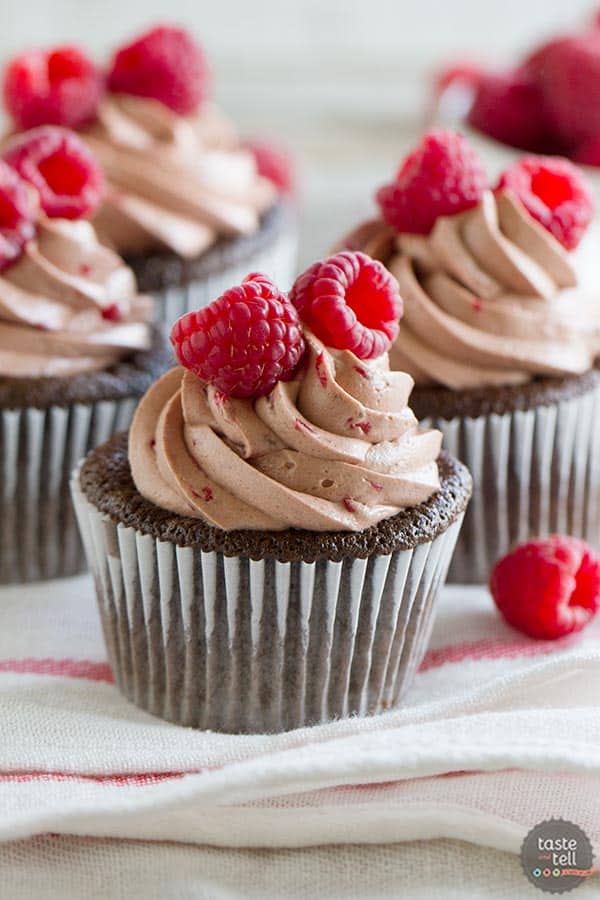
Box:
[376,130,488,235]
[3,126,104,220]
[290,251,402,360]
[467,69,549,152]
[243,138,295,196]
[170,273,305,399]
[0,161,36,272]
[524,34,600,145]
[495,156,594,251]
[490,536,600,640]
[3,45,103,130]
[107,24,210,116]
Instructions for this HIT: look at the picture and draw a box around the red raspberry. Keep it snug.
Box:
[572,137,600,168]
[243,138,295,196]
[3,45,103,130]
[467,69,549,152]
[524,34,600,145]
[495,156,594,251]
[107,24,210,116]
[289,251,402,360]
[0,161,36,272]
[3,126,104,221]
[376,130,488,235]
[170,273,305,399]
[490,536,600,640]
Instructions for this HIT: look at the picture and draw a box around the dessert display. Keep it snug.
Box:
[0,125,169,583]
[2,25,297,325]
[338,130,600,584]
[71,254,471,733]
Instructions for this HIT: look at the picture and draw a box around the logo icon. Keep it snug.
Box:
[521,819,595,893]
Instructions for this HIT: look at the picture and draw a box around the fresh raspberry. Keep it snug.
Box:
[376,130,488,235]
[572,137,600,168]
[170,273,305,399]
[467,69,549,152]
[495,156,594,251]
[107,24,210,116]
[243,138,295,196]
[289,251,402,360]
[3,45,103,130]
[524,34,600,145]
[3,126,104,220]
[490,536,600,640]
[0,161,36,272]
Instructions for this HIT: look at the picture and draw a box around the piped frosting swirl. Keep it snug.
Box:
[0,216,153,378]
[130,333,441,531]
[341,190,600,390]
[84,95,277,259]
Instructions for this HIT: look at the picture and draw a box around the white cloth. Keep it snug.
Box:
[0,574,599,867]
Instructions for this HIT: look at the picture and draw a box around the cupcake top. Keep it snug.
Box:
[0,126,153,378]
[130,254,443,532]
[2,26,278,261]
[340,130,600,390]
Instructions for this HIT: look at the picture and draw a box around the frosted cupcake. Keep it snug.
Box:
[339,131,600,583]
[72,254,471,733]
[0,126,169,583]
[2,25,297,325]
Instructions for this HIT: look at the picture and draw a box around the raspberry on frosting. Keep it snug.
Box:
[490,536,600,640]
[467,69,548,153]
[170,273,305,399]
[0,161,36,272]
[376,130,488,235]
[495,155,594,251]
[3,45,103,130]
[290,251,402,360]
[107,24,210,116]
[3,126,105,221]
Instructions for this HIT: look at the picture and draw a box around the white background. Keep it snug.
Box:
[1,1,597,262]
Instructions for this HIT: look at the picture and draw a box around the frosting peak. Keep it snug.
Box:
[130,333,441,532]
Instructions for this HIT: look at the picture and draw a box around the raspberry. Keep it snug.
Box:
[289,251,402,360]
[490,536,600,640]
[170,273,305,399]
[524,34,600,145]
[495,156,594,251]
[572,137,600,168]
[243,138,295,196]
[3,45,103,130]
[376,130,488,235]
[3,126,104,220]
[0,161,36,272]
[107,24,210,116]
[467,69,548,152]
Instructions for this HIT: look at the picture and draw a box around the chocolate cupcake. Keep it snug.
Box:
[0,126,170,583]
[339,131,600,583]
[2,26,297,325]
[71,258,471,733]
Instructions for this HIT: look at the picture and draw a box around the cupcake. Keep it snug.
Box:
[339,130,600,584]
[2,25,297,325]
[71,254,471,733]
[0,125,169,583]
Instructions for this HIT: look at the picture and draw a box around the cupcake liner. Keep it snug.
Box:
[422,381,600,584]
[152,228,298,327]
[72,470,463,733]
[0,398,137,585]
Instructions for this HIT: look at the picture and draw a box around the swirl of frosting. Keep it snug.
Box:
[341,190,600,390]
[84,96,277,259]
[0,216,153,378]
[129,333,442,531]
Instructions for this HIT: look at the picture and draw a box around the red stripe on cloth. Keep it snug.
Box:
[0,770,189,785]
[0,658,113,682]
[419,634,583,672]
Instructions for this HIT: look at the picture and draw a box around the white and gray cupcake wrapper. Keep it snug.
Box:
[71,470,463,734]
[423,380,600,584]
[0,398,138,584]
[151,228,298,327]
